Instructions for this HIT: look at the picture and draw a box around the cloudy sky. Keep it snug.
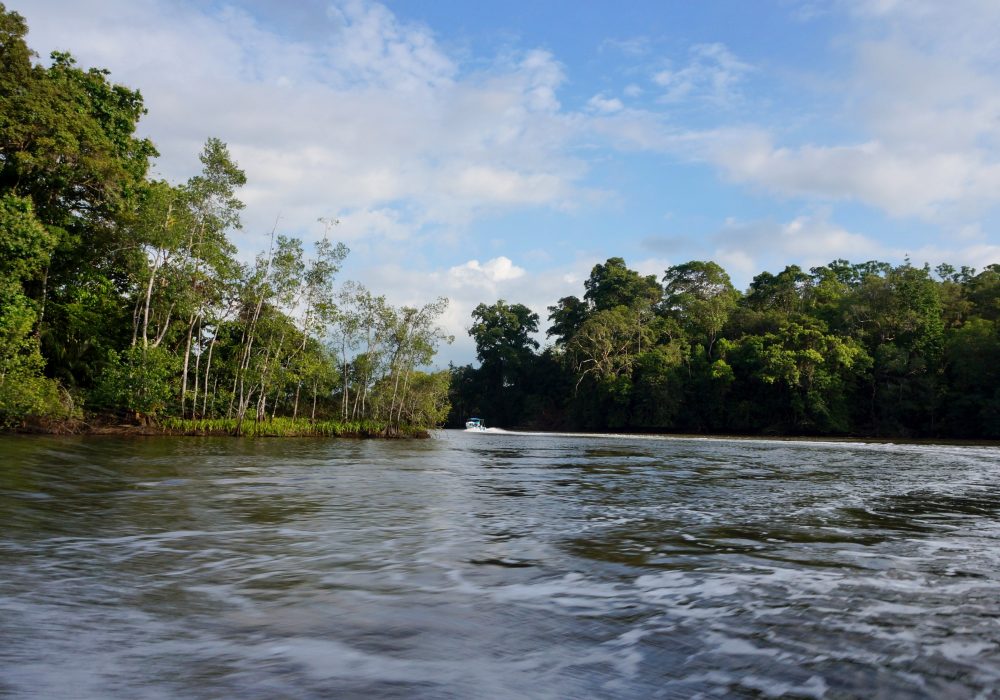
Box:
[17,0,1000,364]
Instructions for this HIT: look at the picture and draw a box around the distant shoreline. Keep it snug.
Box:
[449,426,1000,448]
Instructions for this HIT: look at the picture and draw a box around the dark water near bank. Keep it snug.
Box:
[2,432,1000,699]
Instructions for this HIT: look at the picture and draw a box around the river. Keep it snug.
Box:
[1,431,999,698]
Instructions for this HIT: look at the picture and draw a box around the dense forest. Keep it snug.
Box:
[449,256,1000,439]
[0,5,451,435]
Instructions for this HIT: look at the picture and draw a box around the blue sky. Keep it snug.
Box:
[18,0,1000,364]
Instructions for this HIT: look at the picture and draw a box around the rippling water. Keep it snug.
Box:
[2,432,999,698]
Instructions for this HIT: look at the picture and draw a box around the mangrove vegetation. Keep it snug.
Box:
[0,5,451,435]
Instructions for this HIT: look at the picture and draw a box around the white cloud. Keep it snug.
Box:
[632,257,673,278]
[652,43,752,106]
[448,257,526,286]
[581,2,1000,238]
[587,94,625,114]
[334,208,413,242]
[21,0,587,242]
[705,130,1000,219]
[356,254,600,365]
[955,223,986,241]
[449,167,568,205]
[902,242,1000,273]
[699,3,1000,225]
[710,213,891,287]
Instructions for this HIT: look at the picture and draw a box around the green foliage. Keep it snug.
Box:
[0,9,448,435]
[93,346,178,418]
[471,300,540,365]
[0,31,156,228]
[468,299,539,426]
[662,260,739,355]
[0,193,55,278]
[546,295,588,346]
[454,255,999,438]
[398,370,451,428]
[567,306,652,385]
[940,317,1000,437]
[630,346,686,428]
[547,257,662,348]
[0,369,70,428]
[161,416,413,438]
[584,257,661,312]
[0,192,67,425]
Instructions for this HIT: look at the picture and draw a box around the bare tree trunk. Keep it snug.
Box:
[180,312,197,418]
[192,316,202,419]
[141,249,163,348]
[341,344,350,420]
[388,346,405,426]
[351,374,362,420]
[36,265,50,338]
[395,362,412,428]
[152,303,174,347]
[131,292,142,347]
[235,220,278,427]
[201,332,217,417]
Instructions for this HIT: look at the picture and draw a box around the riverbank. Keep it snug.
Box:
[8,415,430,438]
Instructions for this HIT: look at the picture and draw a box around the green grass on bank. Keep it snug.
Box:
[160,416,428,438]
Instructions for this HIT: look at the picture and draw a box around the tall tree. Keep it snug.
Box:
[844,262,944,434]
[0,194,61,423]
[662,261,739,357]
[0,5,157,388]
[584,257,662,312]
[470,300,539,425]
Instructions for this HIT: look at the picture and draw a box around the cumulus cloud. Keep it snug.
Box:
[577,3,1000,242]
[21,0,586,242]
[19,0,614,365]
[448,257,526,286]
[705,130,1000,219]
[356,254,600,364]
[701,2,1000,223]
[906,242,1000,272]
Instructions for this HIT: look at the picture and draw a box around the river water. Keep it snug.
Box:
[1,431,999,699]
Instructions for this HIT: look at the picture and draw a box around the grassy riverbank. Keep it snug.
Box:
[161,417,428,438]
[9,415,430,438]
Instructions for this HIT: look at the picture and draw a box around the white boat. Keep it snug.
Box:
[465,417,486,431]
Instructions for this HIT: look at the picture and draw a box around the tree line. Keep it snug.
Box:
[0,5,451,433]
[450,256,1000,439]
